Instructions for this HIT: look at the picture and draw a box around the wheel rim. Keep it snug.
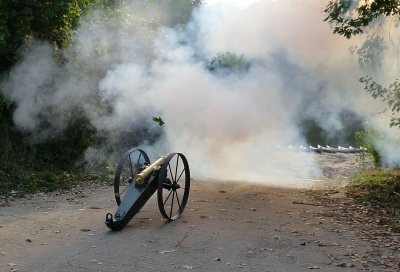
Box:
[114,148,150,206]
[158,153,190,221]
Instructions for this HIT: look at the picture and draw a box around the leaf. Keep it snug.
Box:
[152,116,165,126]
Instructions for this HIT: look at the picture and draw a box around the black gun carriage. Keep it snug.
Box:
[105,148,190,230]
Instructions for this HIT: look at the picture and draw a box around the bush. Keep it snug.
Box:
[355,129,382,167]
[209,52,250,74]
[348,169,400,209]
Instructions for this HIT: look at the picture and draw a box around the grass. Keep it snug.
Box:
[348,168,400,232]
[0,162,113,197]
[348,168,400,208]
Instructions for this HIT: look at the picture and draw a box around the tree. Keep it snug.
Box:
[324,0,400,127]
[0,0,203,168]
[324,0,400,39]
[0,0,98,167]
[0,0,94,72]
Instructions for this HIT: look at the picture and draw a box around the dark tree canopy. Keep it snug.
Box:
[0,0,203,172]
[0,0,95,71]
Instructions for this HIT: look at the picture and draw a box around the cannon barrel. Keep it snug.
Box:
[135,157,166,185]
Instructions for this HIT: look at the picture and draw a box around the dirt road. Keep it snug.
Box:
[0,153,397,272]
[1,175,399,272]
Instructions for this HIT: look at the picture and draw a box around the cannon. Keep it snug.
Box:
[105,148,190,230]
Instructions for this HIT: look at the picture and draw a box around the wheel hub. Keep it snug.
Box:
[163,178,181,190]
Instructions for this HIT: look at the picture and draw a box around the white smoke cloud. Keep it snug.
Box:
[1,0,399,186]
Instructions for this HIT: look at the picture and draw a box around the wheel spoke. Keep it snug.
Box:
[174,156,179,184]
[163,189,173,205]
[170,190,175,218]
[176,168,185,184]
[175,190,182,214]
[120,185,129,195]
[168,164,175,183]
[128,154,134,178]
[136,152,142,166]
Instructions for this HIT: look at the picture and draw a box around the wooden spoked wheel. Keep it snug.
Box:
[114,149,150,206]
[157,153,190,221]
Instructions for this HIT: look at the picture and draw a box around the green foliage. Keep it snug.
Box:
[168,0,202,25]
[0,117,96,173]
[360,76,400,127]
[85,0,135,28]
[325,1,400,128]
[324,0,400,39]
[0,93,14,160]
[0,0,203,197]
[355,129,382,167]
[209,52,250,74]
[0,0,95,71]
[348,168,400,232]
[349,169,400,210]
[0,168,70,196]
[0,0,99,196]
[32,118,97,169]
[137,0,202,27]
[0,165,110,196]
[352,35,385,69]
[0,0,94,168]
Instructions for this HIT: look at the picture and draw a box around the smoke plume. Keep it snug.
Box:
[1,0,399,186]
